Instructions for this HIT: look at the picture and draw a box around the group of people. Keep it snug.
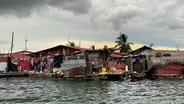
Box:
[17,54,64,75]
[17,58,53,73]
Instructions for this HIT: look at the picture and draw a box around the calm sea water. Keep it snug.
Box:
[0,78,184,104]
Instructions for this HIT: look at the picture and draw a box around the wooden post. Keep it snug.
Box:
[84,51,88,80]
[127,56,132,71]
[143,57,146,71]
[131,58,133,71]
[40,53,42,72]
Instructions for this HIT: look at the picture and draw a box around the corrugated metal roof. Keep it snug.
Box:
[129,45,152,55]
[10,53,30,59]
[67,46,87,51]
[32,45,88,54]
[111,52,125,57]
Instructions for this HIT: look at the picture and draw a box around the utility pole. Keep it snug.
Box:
[10,32,14,53]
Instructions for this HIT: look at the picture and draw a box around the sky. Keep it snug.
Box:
[0,0,184,53]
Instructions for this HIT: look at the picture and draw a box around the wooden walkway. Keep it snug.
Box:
[0,72,29,78]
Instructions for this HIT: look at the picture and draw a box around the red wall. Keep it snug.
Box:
[68,68,84,77]
[156,63,183,76]
[108,61,126,69]
[18,60,30,70]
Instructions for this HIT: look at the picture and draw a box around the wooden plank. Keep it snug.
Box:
[0,72,29,77]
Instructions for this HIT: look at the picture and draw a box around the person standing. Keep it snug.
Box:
[53,52,64,76]
[7,57,13,72]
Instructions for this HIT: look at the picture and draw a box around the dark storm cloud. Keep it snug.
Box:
[48,0,91,14]
[0,0,91,17]
[90,0,184,31]
[106,5,144,30]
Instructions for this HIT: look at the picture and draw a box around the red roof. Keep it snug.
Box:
[33,45,88,54]
[111,52,125,57]
[67,46,88,51]
[10,53,30,59]
[0,57,8,62]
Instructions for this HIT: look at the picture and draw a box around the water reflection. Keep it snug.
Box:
[0,78,184,104]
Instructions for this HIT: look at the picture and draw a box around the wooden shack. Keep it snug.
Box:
[107,52,126,70]
[127,46,152,73]
[61,49,110,80]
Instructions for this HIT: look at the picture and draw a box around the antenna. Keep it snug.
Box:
[10,32,14,53]
[149,43,153,48]
[177,43,179,51]
[68,35,70,43]
[79,41,81,47]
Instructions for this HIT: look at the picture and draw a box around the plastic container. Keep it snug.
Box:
[102,67,106,72]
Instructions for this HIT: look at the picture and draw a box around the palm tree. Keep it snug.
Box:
[115,33,133,53]
[68,41,76,47]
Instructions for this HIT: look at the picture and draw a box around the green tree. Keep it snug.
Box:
[115,33,133,53]
[68,41,76,47]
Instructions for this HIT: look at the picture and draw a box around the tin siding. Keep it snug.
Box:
[68,68,85,77]
[156,64,182,76]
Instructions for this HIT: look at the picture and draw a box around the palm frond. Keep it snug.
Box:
[115,33,133,53]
